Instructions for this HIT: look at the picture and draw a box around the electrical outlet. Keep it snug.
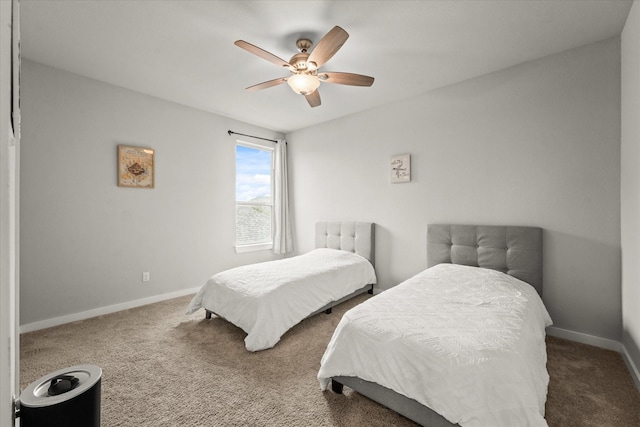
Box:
[142,272,150,282]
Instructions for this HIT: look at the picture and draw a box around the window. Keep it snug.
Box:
[235,141,274,252]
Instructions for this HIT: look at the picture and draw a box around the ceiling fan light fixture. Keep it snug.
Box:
[287,73,320,95]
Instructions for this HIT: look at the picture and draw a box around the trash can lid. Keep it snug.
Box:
[20,364,102,408]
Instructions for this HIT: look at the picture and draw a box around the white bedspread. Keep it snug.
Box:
[186,248,377,351]
[318,263,552,427]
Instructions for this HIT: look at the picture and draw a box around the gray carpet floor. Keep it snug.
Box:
[20,293,640,426]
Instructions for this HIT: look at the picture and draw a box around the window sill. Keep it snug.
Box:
[235,242,273,253]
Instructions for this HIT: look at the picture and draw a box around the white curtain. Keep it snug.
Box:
[273,139,293,254]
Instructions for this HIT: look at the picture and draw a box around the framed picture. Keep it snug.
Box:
[117,145,155,188]
[390,154,411,183]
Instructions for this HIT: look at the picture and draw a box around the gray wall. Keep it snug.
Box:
[621,0,640,382]
[288,38,622,342]
[20,60,284,325]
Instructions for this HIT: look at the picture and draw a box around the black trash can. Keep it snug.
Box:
[19,364,102,427]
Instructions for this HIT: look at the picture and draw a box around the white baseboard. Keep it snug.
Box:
[546,326,640,393]
[546,326,621,352]
[621,343,640,392]
[19,287,200,334]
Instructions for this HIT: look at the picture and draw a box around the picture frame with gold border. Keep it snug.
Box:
[117,145,155,188]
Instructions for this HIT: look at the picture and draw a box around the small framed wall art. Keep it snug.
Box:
[117,145,155,188]
[390,154,411,183]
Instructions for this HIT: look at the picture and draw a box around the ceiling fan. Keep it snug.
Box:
[234,26,374,108]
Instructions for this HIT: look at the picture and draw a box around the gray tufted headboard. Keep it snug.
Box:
[315,222,375,267]
[427,224,543,295]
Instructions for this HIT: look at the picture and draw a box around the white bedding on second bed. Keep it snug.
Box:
[186,248,377,351]
[318,263,552,427]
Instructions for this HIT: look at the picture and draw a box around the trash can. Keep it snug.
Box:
[19,364,101,427]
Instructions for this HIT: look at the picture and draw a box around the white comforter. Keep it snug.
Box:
[318,263,552,427]
[186,248,377,351]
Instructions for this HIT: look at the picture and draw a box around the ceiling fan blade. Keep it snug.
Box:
[246,77,287,92]
[235,40,294,70]
[320,72,374,87]
[305,90,321,107]
[307,26,349,68]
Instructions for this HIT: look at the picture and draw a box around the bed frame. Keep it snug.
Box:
[308,221,375,316]
[205,221,375,320]
[331,224,543,427]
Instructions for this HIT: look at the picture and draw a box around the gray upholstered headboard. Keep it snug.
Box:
[427,224,543,295]
[315,222,375,267]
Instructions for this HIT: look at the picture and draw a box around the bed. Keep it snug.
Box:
[186,221,377,351]
[318,224,552,427]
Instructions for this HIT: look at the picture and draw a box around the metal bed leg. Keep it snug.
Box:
[368,284,374,294]
[325,307,332,314]
[205,310,212,319]
[331,379,344,394]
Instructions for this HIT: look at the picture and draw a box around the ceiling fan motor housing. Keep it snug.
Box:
[289,52,312,71]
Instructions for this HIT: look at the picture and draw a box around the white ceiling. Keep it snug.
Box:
[20,0,632,134]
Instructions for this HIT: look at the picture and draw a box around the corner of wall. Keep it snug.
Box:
[621,0,640,393]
